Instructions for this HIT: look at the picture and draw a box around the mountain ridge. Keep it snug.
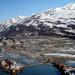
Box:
[0,4,75,39]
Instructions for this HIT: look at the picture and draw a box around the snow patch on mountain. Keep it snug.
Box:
[4,16,27,27]
[1,3,75,37]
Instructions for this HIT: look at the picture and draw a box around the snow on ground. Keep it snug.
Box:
[44,53,75,58]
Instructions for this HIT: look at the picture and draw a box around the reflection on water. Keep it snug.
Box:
[18,64,61,75]
[0,70,9,75]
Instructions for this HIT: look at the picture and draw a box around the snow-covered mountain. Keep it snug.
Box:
[4,16,27,27]
[1,3,75,39]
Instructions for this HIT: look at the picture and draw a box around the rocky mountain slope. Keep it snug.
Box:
[0,4,75,39]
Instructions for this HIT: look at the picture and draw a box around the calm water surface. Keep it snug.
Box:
[18,64,61,75]
[0,64,61,75]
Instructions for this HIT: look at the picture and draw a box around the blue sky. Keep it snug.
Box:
[0,0,75,23]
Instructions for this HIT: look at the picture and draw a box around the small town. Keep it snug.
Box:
[0,36,74,75]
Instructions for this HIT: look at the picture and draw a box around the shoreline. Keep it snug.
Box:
[44,53,75,58]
